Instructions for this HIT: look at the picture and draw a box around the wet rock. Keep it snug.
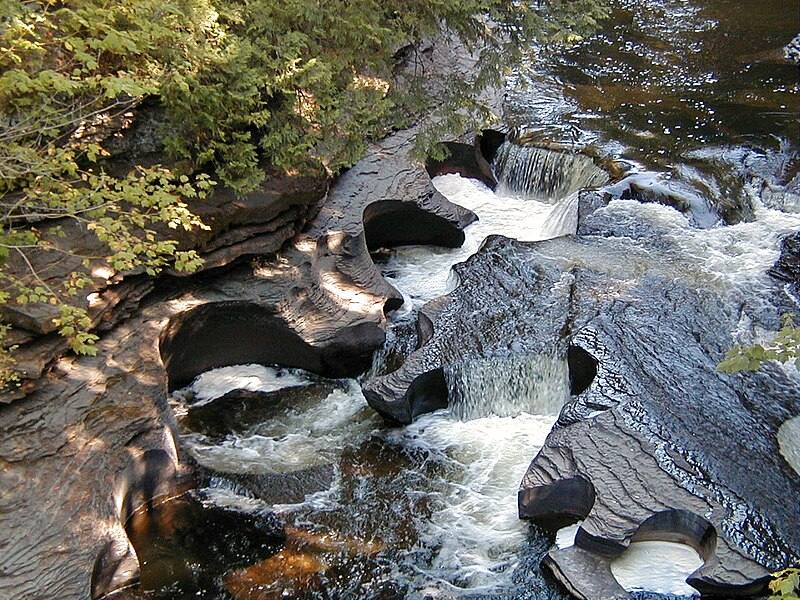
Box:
[784,33,800,64]
[230,465,336,506]
[767,231,800,300]
[183,385,341,440]
[493,143,610,199]
[187,487,286,540]
[363,236,573,424]
[607,173,727,228]
[363,232,799,598]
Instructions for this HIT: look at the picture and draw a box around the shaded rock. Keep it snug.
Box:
[217,464,337,506]
[0,35,483,600]
[364,200,467,250]
[2,169,326,391]
[425,140,497,189]
[0,306,185,600]
[478,128,507,165]
[182,385,341,440]
[100,98,169,167]
[171,170,326,271]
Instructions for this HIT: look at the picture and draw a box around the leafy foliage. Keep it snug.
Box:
[718,314,800,373]
[0,0,610,385]
[1,0,219,371]
[770,567,799,600]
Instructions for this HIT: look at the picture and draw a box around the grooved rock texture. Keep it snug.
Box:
[363,222,800,597]
[0,306,182,600]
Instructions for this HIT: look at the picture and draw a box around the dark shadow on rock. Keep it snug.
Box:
[633,510,717,558]
[425,141,497,189]
[92,449,180,599]
[518,476,596,533]
[363,200,466,250]
[160,302,323,390]
[478,129,507,165]
[568,345,598,396]
[160,302,383,390]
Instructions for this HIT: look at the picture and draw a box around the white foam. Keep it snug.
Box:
[389,411,559,593]
[555,522,582,549]
[555,524,703,596]
[181,378,377,474]
[189,364,313,405]
[611,540,703,596]
[563,199,800,327]
[446,354,570,420]
[382,174,556,306]
[541,191,581,238]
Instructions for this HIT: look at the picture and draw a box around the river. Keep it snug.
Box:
[128,1,799,598]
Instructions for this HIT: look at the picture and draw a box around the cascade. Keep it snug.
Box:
[493,142,609,200]
[133,0,800,596]
[540,190,581,238]
[446,354,570,421]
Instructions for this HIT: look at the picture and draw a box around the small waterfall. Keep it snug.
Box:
[541,191,581,238]
[445,354,570,420]
[493,142,609,201]
[207,476,257,498]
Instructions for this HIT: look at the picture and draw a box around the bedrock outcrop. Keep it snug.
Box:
[363,197,799,598]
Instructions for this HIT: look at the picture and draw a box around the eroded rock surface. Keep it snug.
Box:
[0,306,183,600]
[363,215,799,597]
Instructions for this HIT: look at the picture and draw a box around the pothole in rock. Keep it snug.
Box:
[610,541,703,597]
[171,364,379,476]
[554,522,705,598]
[568,345,598,396]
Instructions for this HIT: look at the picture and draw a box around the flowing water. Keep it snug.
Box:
[379,173,559,308]
[132,0,799,597]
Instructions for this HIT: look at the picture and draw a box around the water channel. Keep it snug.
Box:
[128,1,800,598]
